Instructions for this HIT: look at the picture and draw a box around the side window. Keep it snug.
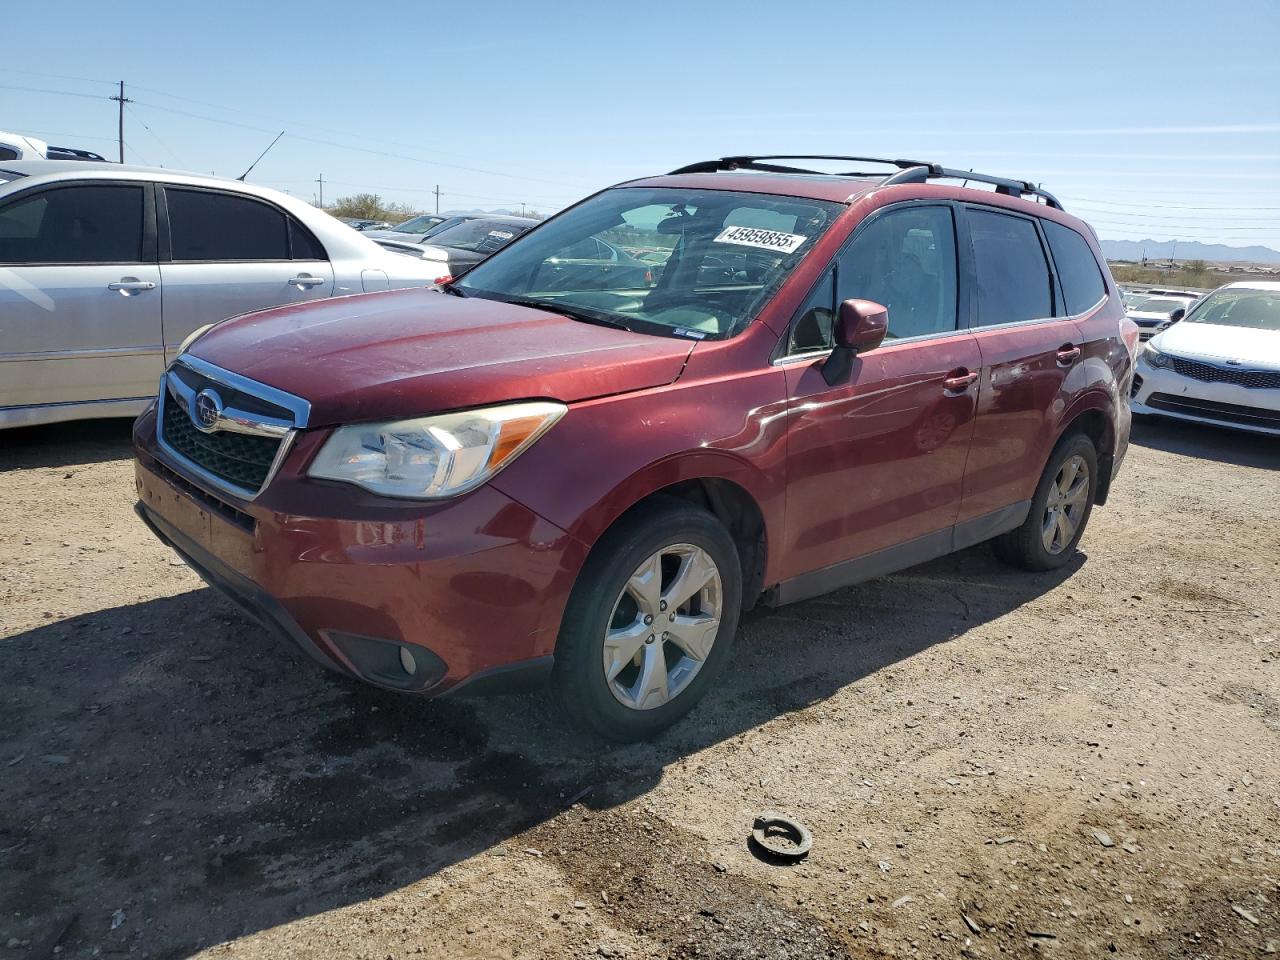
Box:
[1043,219,1106,315]
[968,208,1054,326]
[837,205,958,339]
[787,269,836,354]
[289,218,327,260]
[0,185,144,264]
[0,147,18,161]
[166,188,289,261]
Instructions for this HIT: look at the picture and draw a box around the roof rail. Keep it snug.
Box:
[669,155,935,176]
[669,155,1063,210]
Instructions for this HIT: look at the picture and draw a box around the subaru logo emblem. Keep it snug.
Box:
[1225,359,1242,366]
[193,388,223,432]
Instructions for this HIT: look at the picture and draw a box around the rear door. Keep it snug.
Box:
[0,181,162,410]
[779,203,981,586]
[157,186,334,363]
[957,205,1084,529]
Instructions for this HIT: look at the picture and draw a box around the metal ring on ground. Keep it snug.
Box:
[750,811,813,861]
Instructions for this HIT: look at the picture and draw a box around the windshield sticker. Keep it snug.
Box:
[713,226,806,254]
[673,328,708,339]
[487,230,515,240]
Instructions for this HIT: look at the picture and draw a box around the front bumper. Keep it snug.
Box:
[1132,359,1280,436]
[132,407,586,695]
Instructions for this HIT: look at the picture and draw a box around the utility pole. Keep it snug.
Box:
[433,184,441,214]
[316,173,324,208]
[109,81,132,163]
[520,202,526,217]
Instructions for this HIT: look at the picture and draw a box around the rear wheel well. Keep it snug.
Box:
[615,479,767,611]
[1062,408,1114,504]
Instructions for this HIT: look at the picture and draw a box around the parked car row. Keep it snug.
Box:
[1131,281,1280,435]
[370,215,539,278]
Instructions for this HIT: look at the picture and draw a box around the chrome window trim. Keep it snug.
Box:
[771,326,973,366]
[155,355,309,502]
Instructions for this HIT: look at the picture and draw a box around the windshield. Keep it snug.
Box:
[429,219,531,253]
[1135,297,1189,314]
[391,215,445,234]
[1184,288,1280,331]
[457,187,844,339]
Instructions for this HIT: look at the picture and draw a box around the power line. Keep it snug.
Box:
[0,82,108,101]
[0,67,115,87]
[123,103,181,166]
[1064,196,1280,212]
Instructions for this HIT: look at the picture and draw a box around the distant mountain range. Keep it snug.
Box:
[1101,239,1280,264]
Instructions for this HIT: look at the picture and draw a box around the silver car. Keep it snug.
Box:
[0,161,443,429]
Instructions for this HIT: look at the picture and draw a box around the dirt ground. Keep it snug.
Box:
[2,416,1278,960]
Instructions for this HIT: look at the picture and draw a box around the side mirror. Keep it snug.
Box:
[1169,307,1186,323]
[823,299,889,385]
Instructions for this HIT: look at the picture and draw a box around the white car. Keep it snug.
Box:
[1132,281,1280,436]
[1126,294,1198,342]
[0,161,443,429]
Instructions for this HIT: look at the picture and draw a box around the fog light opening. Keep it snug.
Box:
[399,646,417,676]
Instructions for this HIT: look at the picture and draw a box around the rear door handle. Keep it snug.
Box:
[942,368,979,394]
[1056,344,1083,367]
[288,274,326,288]
[107,279,156,293]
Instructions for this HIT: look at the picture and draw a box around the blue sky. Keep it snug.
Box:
[4,0,1279,250]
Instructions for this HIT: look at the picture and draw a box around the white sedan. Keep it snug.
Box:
[1132,281,1280,436]
[0,161,444,429]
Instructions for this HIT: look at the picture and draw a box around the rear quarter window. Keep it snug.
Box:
[1043,219,1106,315]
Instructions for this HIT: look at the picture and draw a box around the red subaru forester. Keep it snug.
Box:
[134,156,1133,740]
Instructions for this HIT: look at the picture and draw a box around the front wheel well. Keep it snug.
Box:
[1061,408,1115,504]
[613,479,768,611]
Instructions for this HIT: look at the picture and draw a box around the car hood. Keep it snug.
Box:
[1154,321,1280,369]
[187,287,695,426]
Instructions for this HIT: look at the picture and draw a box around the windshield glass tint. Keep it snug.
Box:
[1138,297,1188,314]
[1185,288,1280,331]
[430,220,528,252]
[457,188,844,339]
[392,215,444,234]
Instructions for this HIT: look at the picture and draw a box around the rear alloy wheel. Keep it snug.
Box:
[1041,454,1091,555]
[554,498,741,741]
[994,432,1098,571]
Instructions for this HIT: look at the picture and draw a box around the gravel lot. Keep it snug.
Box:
[2,416,1277,959]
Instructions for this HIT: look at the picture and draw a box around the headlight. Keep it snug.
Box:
[308,401,566,499]
[1142,344,1170,368]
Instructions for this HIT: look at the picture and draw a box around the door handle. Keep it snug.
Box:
[1056,344,1083,367]
[942,368,979,394]
[288,274,326,288]
[107,279,156,294]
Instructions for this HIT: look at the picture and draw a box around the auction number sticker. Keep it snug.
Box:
[488,230,515,240]
[713,225,806,253]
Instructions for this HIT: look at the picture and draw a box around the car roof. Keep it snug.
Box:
[1223,280,1280,292]
[620,170,1090,231]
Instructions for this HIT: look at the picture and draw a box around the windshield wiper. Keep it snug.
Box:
[438,281,466,297]
[499,296,634,332]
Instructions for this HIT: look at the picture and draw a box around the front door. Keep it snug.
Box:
[958,205,1085,525]
[779,203,980,591]
[0,182,162,411]
[158,186,334,363]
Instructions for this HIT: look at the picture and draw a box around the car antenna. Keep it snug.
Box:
[237,131,285,182]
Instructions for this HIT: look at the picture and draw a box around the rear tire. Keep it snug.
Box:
[994,432,1098,572]
[553,497,742,741]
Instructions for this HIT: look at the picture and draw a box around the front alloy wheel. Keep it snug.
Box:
[603,544,723,710]
[553,497,742,741]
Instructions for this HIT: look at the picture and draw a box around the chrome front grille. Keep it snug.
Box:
[1169,356,1280,390]
[156,356,310,500]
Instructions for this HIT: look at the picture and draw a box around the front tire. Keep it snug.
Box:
[553,498,742,741]
[994,432,1098,571]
